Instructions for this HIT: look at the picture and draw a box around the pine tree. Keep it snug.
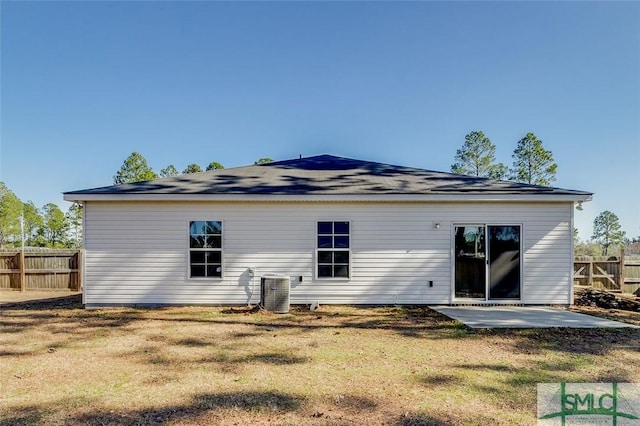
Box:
[113,152,157,184]
[510,133,557,185]
[451,131,506,179]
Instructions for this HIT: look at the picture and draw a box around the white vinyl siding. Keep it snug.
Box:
[82,201,572,306]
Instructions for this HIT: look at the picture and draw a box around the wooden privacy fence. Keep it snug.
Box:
[0,249,81,291]
[574,250,640,295]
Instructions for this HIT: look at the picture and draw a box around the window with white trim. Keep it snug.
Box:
[317,221,350,278]
[189,221,222,278]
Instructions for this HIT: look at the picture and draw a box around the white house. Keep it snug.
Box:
[64,154,592,308]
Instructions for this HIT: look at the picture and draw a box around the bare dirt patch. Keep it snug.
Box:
[1,300,638,425]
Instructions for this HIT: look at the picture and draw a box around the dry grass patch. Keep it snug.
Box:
[1,297,639,425]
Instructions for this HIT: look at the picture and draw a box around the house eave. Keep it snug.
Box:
[63,193,593,203]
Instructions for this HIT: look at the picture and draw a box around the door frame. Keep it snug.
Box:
[451,223,523,303]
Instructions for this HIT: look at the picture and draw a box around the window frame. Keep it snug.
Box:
[188,220,224,280]
[315,220,351,280]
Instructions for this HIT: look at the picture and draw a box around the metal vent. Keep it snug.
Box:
[260,274,290,314]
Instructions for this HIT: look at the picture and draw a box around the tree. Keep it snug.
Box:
[66,203,83,248]
[574,239,603,257]
[41,203,69,248]
[182,163,203,174]
[451,131,506,179]
[625,236,640,255]
[255,157,274,165]
[0,182,22,247]
[510,133,557,185]
[160,164,179,178]
[113,152,157,184]
[22,201,44,246]
[591,210,626,256]
[206,161,225,171]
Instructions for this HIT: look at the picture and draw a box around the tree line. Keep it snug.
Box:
[450,131,557,185]
[0,135,634,253]
[113,153,274,185]
[0,182,82,249]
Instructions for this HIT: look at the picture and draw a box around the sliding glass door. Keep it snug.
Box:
[488,225,521,300]
[454,225,486,299]
[454,224,521,301]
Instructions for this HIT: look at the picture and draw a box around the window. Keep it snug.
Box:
[317,221,350,278]
[189,221,222,278]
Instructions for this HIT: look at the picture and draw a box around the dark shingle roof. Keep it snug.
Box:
[64,154,592,198]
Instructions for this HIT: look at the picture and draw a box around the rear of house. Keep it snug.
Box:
[64,155,591,308]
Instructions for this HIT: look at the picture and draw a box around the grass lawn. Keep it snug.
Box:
[1,296,639,425]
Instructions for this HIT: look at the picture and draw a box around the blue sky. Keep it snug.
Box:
[1,1,638,239]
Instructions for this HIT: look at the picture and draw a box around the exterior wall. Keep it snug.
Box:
[82,201,572,306]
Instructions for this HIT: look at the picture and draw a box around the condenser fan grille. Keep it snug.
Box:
[260,274,290,313]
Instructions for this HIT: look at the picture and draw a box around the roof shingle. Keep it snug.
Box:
[64,154,592,198]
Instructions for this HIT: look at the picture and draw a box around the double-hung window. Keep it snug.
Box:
[317,221,350,279]
[189,221,222,278]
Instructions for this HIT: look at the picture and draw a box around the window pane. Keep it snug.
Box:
[334,236,349,248]
[318,251,333,264]
[318,236,333,248]
[318,265,333,277]
[206,236,222,248]
[190,220,223,279]
[334,221,349,234]
[190,221,207,235]
[207,250,222,263]
[334,265,349,278]
[317,222,332,234]
[190,251,206,263]
[191,265,206,277]
[190,236,205,248]
[206,221,222,234]
[334,251,349,264]
[455,226,485,259]
[207,265,222,277]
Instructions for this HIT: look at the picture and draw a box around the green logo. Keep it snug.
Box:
[538,383,640,425]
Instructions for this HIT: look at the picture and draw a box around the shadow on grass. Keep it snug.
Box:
[395,412,451,426]
[0,310,147,356]
[334,394,378,411]
[466,326,640,359]
[194,349,310,374]
[0,349,33,357]
[452,363,512,372]
[0,294,83,310]
[418,373,458,386]
[1,392,303,426]
[0,405,45,426]
[193,391,301,411]
[246,351,309,365]
[173,337,210,347]
[67,391,303,425]
[2,302,638,363]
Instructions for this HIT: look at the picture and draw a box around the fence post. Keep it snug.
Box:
[619,247,625,289]
[587,258,593,286]
[19,249,26,292]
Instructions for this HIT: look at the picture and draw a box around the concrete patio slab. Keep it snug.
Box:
[429,306,639,329]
